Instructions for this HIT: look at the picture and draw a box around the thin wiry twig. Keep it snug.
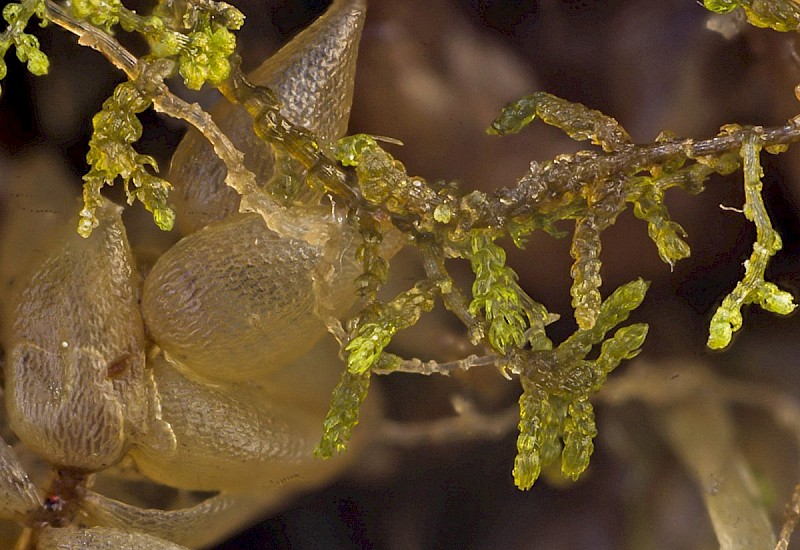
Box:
[776,482,800,550]
[372,353,499,376]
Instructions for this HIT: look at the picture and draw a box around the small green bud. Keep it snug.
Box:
[561,397,597,481]
[24,47,48,75]
[345,323,392,374]
[152,207,175,231]
[758,283,796,315]
[333,134,377,167]
[708,308,737,349]
[703,0,739,14]
[2,3,21,23]
[433,204,453,223]
[178,26,236,89]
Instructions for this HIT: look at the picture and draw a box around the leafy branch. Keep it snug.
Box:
[79,77,175,235]
[0,0,49,95]
[6,0,800,492]
[707,131,797,349]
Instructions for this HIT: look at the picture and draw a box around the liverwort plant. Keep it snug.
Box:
[2,2,800,546]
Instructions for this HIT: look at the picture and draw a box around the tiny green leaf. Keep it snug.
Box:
[315,369,371,459]
[513,379,548,490]
[561,397,597,481]
[489,91,632,152]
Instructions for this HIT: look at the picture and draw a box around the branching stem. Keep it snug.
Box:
[372,353,498,376]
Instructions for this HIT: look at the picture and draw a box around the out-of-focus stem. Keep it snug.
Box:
[657,398,775,549]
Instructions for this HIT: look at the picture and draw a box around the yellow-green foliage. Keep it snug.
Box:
[0,0,49,95]
[707,133,797,349]
[2,0,799,493]
[315,369,371,459]
[704,0,800,31]
[80,80,175,236]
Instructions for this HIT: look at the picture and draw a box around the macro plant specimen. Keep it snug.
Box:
[2,0,800,548]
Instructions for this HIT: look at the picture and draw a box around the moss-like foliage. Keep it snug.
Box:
[6,0,245,234]
[467,231,529,353]
[80,79,174,236]
[511,279,648,488]
[513,381,558,490]
[315,369,371,459]
[0,0,49,95]
[707,133,797,349]
[7,0,800,492]
[218,30,799,486]
[488,91,633,152]
[704,0,800,32]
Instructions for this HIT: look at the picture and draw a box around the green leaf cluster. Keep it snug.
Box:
[67,0,243,90]
[71,0,122,32]
[345,281,439,375]
[60,0,248,234]
[0,0,49,95]
[467,230,529,353]
[513,382,568,490]
[177,22,237,90]
[704,0,800,32]
[316,281,440,457]
[80,80,174,237]
[512,279,649,488]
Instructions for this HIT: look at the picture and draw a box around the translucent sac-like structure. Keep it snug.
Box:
[81,492,272,549]
[142,212,362,380]
[143,0,374,382]
[0,1,386,546]
[169,0,366,233]
[3,202,161,470]
[0,435,41,522]
[129,350,357,492]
